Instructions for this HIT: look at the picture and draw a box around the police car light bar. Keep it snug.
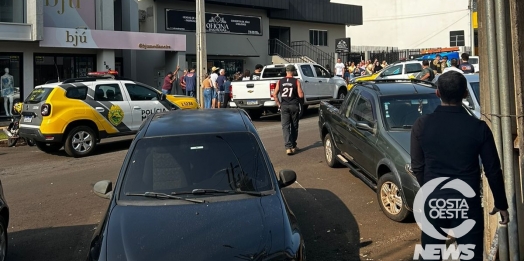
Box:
[87,70,119,77]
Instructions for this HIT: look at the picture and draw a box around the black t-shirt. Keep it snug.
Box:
[460,62,475,73]
[279,77,299,105]
[250,72,261,80]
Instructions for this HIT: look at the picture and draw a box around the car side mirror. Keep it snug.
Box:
[94,180,113,199]
[278,169,297,188]
[463,100,472,109]
[160,93,167,101]
[356,121,374,133]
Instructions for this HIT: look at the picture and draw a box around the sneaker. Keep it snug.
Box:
[286,149,293,155]
[291,147,298,154]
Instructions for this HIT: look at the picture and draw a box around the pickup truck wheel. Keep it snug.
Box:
[337,88,347,99]
[323,134,341,167]
[64,126,97,157]
[377,173,410,222]
[298,103,308,118]
[35,141,62,153]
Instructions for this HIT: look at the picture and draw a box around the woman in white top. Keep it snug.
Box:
[242,70,251,81]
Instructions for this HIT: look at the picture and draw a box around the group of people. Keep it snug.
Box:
[334,58,389,83]
[161,66,198,98]
[417,53,476,81]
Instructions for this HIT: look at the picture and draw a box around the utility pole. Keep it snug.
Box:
[196,0,207,106]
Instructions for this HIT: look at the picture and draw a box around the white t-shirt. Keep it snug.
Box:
[335,63,345,76]
[211,73,219,87]
[442,66,464,74]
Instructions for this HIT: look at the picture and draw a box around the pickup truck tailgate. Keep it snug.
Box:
[232,81,273,101]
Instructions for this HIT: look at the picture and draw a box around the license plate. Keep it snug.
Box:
[246,100,258,105]
[23,116,32,123]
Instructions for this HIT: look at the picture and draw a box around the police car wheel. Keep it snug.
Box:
[64,126,97,157]
[377,173,410,222]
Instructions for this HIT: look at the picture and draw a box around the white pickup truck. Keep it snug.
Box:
[229,63,348,119]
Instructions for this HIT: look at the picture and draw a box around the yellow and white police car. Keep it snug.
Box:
[19,71,199,157]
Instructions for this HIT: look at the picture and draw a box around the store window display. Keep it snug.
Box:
[1,68,14,116]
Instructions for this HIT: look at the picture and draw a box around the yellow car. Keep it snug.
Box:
[347,71,381,91]
[19,74,199,157]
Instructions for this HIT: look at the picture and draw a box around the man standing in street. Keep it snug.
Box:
[460,53,475,73]
[410,71,509,261]
[162,71,174,94]
[250,64,263,80]
[334,58,345,78]
[210,66,220,108]
[272,65,304,155]
[416,60,435,81]
[183,67,197,98]
[216,69,227,108]
[430,54,442,74]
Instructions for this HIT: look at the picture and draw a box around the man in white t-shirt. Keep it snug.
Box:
[442,59,464,74]
[334,58,345,78]
[210,66,220,108]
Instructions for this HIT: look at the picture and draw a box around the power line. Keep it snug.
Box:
[363,9,469,22]
[407,14,470,48]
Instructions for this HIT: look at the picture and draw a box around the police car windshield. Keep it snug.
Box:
[381,93,440,130]
[119,132,274,201]
[25,88,54,104]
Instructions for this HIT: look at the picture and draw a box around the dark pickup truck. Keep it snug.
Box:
[318,79,451,222]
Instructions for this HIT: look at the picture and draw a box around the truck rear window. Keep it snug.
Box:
[262,68,298,78]
[25,88,53,104]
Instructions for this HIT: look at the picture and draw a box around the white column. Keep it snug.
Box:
[26,0,43,41]
[96,0,114,30]
[97,50,115,71]
[23,50,34,100]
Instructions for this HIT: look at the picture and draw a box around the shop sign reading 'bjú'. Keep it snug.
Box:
[44,0,96,29]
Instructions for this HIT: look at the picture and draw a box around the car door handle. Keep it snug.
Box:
[246,84,254,88]
[305,80,309,83]
[318,81,322,83]
[95,107,104,112]
[133,106,141,110]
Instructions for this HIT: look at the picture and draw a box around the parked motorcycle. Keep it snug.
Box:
[3,102,35,147]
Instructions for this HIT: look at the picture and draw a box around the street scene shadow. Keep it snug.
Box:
[282,188,363,260]
[48,138,133,157]
[296,140,323,153]
[8,224,97,261]
[257,106,319,122]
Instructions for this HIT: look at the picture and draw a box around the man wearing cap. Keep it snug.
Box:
[210,66,220,108]
[250,64,263,80]
[272,64,304,155]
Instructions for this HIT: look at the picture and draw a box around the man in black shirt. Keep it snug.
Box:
[460,53,475,73]
[250,64,263,80]
[273,64,304,155]
[411,71,509,260]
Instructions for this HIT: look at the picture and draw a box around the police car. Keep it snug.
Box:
[19,71,199,157]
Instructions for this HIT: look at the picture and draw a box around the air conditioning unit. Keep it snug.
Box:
[139,10,146,22]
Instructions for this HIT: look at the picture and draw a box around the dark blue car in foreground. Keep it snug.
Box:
[88,109,305,261]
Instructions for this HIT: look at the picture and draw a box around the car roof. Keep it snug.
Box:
[432,73,479,83]
[356,81,436,97]
[143,109,251,138]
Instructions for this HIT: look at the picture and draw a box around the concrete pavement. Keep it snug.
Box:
[0,108,419,261]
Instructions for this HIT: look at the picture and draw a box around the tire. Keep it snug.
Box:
[7,138,17,147]
[64,126,97,157]
[247,110,262,120]
[0,216,8,261]
[35,141,62,153]
[337,88,347,99]
[26,139,36,146]
[323,134,341,168]
[298,103,308,119]
[376,173,410,222]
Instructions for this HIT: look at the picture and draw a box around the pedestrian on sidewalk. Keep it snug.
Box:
[184,67,197,98]
[272,64,304,155]
[201,73,213,109]
[410,71,509,261]
[162,72,174,94]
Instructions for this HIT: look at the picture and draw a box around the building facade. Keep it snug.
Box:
[334,0,477,51]
[0,0,362,119]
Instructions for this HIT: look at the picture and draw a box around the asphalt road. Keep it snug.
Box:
[0,107,419,261]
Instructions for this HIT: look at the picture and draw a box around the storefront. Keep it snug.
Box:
[34,54,96,86]
[0,52,22,117]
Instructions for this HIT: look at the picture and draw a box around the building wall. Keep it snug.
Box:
[333,0,472,49]
[269,19,346,55]
[153,0,270,71]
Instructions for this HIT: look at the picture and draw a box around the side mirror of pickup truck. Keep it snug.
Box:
[356,121,374,133]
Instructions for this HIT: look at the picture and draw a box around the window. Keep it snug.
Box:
[381,65,402,77]
[405,63,423,74]
[450,30,465,47]
[0,53,22,117]
[351,95,375,127]
[469,81,480,105]
[95,84,124,101]
[66,86,88,100]
[119,132,273,200]
[25,88,53,104]
[261,68,298,78]
[344,90,359,118]
[125,83,160,101]
[0,0,25,23]
[301,65,315,77]
[313,65,331,77]
[380,94,440,129]
[309,30,328,46]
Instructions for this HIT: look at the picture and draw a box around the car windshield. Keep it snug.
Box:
[470,81,480,105]
[119,132,274,201]
[381,93,441,130]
